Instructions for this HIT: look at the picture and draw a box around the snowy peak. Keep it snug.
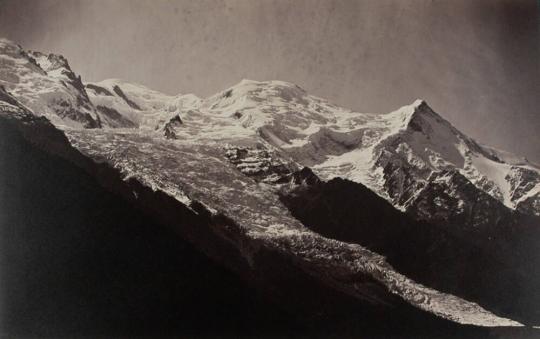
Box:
[0,38,100,128]
[403,99,443,134]
[381,100,484,158]
[27,50,72,76]
[0,38,47,79]
[371,100,540,212]
[201,79,341,130]
[206,79,308,107]
[384,99,465,146]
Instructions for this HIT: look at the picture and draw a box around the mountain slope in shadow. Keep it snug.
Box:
[0,118,306,338]
[280,177,540,325]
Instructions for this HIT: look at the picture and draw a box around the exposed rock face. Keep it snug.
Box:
[407,170,510,232]
[95,105,137,128]
[112,84,142,110]
[507,166,540,216]
[85,83,114,96]
[224,145,298,183]
[286,167,322,186]
[163,114,183,139]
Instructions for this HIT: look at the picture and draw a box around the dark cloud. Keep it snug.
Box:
[0,0,538,161]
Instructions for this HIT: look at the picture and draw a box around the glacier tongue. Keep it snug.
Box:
[64,127,523,328]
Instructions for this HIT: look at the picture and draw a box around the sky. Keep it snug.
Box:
[0,0,538,161]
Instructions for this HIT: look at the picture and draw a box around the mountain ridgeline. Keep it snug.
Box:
[1,37,539,336]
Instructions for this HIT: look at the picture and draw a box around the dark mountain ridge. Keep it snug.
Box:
[280,176,540,324]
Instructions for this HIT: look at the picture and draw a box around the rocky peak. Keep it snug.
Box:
[27,51,71,73]
[163,114,183,139]
[204,79,311,114]
[395,100,455,138]
[407,169,512,232]
[0,40,100,129]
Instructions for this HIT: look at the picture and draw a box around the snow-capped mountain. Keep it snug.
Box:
[0,39,100,128]
[2,38,539,333]
[85,76,540,219]
[196,81,540,217]
[2,37,537,219]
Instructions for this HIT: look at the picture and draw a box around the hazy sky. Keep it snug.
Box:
[0,0,538,161]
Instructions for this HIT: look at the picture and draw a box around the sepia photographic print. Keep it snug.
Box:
[0,0,539,338]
